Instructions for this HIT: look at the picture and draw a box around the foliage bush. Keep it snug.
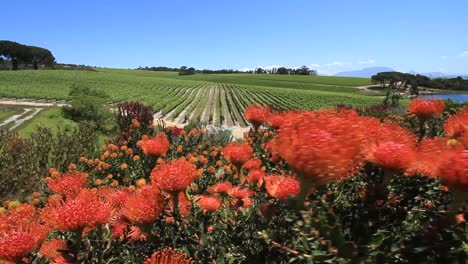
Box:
[0,100,466,263]
[0,122,97,201]
[62,84,117,134]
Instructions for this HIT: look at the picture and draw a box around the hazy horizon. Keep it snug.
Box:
[3,0,468,75]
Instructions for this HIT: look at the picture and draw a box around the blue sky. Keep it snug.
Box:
[3,0,468,75]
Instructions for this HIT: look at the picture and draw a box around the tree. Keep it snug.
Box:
[277,67,289,75]
[255,68,265,74]
[0,40,55,70]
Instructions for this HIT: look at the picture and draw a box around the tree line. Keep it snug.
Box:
[137,65,318,76]
[0,40,55,70]
[371,71,468,93]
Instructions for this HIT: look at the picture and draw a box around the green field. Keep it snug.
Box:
[0,69,380,127]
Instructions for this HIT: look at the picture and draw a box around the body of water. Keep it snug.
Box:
[420,93,468,103]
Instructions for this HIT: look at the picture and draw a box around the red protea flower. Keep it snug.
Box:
[38,238,67,261]
[144,248,195,264]
[437,149,468,192]
[223,143,253,169]
[265,175,300,201]
[244,104,271,130]
[242,158,262,171]
[0,204,49,261]
[407,138,448,177]
[46,171,88,199]
[196,195,222,212]
[211,181,233,194]
[150,158,197,194]
[245,170,265,187]
[365,120,418,173]
[274,109,366,186]
[368,142,416,173]
[140,132,170,158]
[408,98,445,121]
[266,113,285,129]
[121,185,163,226]
[444,107,468,147]
[229,187,254,200]
[42,188,112,232]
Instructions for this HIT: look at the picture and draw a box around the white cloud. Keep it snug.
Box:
[461,51,468,57]
[308,63,321,68]
[441,55,448,60]
[324,61,352,67]
[358,59,376,65]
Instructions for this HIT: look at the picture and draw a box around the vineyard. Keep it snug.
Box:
[0,69,381,127]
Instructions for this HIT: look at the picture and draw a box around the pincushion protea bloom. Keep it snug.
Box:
[266,113,285,129]
[46,171,88,199]
[38,238,67,261]
[437,149,468,192]
[265,174,300,201]
[42,188,112,232]
[245,169,265,187]
[140,132,170,158]
[210,181,233,194]
[274,109,366,186]
[121,185,163,225]
[144,247,195,264]
[365,120,418,173]
[444,107,468,147]
[0,204,49,261]
[223,142,253,169]
[150,158,197,194]
[195,195,222,212]
[244,104,270,130]
[242,158,262,171]
[408,98,445,121]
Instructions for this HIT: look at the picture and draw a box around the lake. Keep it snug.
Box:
[420,93,468,103]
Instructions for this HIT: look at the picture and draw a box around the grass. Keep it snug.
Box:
[0,105,24,123]
[17,107,77,137]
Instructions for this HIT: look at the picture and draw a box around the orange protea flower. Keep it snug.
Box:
[0,204,49,261]
[408,98,445,121]
[223,143,253,169]
[244,104,271,130]
[47,171,88,199]
[265,174,300,201]
[42,188,112,232]
[367,142,416,173]
[144,247,195,264]
[444,107,468,146]
[211,181,233,194]
[274,109,366,186]
[365,120,418,173]
[140,132,170,158]
[437,149,468,192]
[245,170,265,187]
[229,187,254,200]
[266,113,285,129]
[195,195,222,212]
[150,158,197,194]
[121,185,163,226]
[242,158,262,171]
[38,238,67,261]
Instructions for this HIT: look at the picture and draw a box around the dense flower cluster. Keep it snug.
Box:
[0,101,466,263]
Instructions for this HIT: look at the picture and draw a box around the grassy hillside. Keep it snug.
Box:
[0,69,380,127]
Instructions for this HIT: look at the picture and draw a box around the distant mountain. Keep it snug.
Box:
[407,70,468,79]
[334,67,395,78]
